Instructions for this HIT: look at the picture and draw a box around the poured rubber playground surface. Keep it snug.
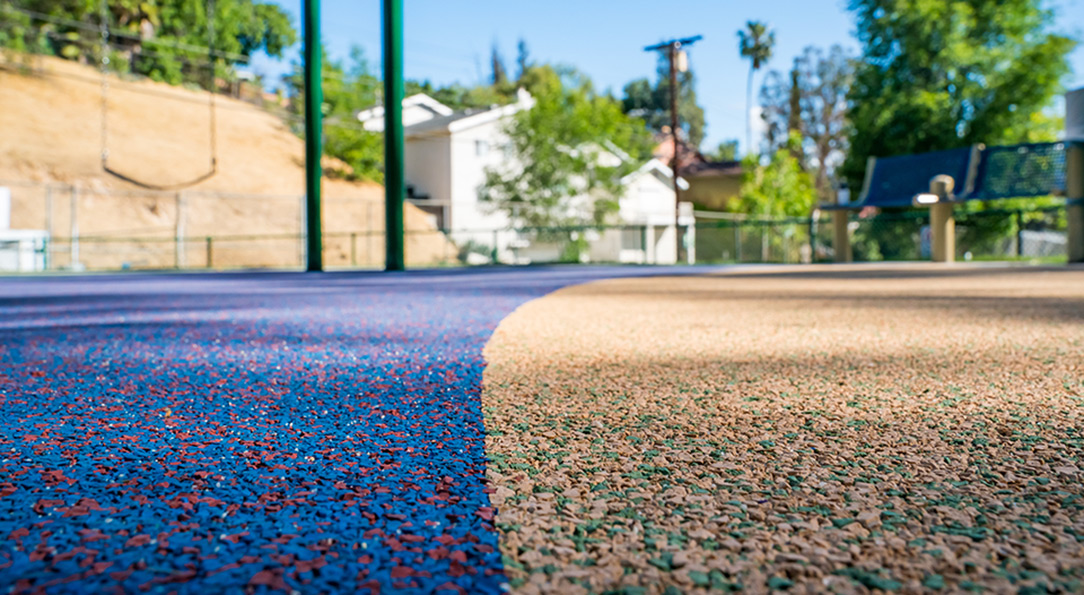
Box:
[2,265,1083,593]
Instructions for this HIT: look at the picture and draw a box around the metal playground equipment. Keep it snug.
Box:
[825,87,1084,264]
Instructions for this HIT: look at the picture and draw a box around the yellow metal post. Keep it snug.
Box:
[1067,143,1083,263]
[832,210,851,263]
[929,175,955,263]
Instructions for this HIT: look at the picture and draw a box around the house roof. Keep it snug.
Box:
[622,158,689,190]
[355,89,535,138]
[355,94,453,124]
[404,89,534,137]
[652,135,707,171]
[680,159,743,179]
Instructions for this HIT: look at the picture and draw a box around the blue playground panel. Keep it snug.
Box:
[0,267,712,594]
[858,147,972,208]
[966,142,1068,201]
[856,141,1069,208]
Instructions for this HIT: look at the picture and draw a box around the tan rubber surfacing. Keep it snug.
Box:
[483,265,1084,594]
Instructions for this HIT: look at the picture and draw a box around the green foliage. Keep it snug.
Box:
[516,38,530,81]
[843,0,1077,188]
[4,0,296,88]
[733,132,816,218]
[738,20,775,155]
[760,45,854,198]
[490,41,508,86]
[482,64,653,228]
[851,211,926,261]
[283,45,384,182]
[738,21,774,71]
[706,140,740,162]
[405,80,517,112]
[954,196,1064,254]
[621,55,706,148]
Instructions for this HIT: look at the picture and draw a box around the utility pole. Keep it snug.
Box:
[645,35,701,263]
[383,0,405,271]
[302,0,322,271]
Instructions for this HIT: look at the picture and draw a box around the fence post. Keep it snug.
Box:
[929,175,955,263]
[298,194,307,267]
[44,186,53,271]
[492,229,499,264]
[351,232,358,266]
[832,209,851,263]
[69,185,80,270]
[1015,210,1025,258]
[44,186,53,239]
[640,225,648,264]
[175,192,186,269]
[735,225,742,262]
[686,224,695,264]
[367,202,374,266]
[645,225,656,264]
[1068,142,1084,263]
[206,236,213,269]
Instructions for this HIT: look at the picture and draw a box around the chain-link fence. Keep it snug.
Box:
[850,207,1067,262]
[694,207,1067,265]
[694,218,821,264]
[0,180,1072,272]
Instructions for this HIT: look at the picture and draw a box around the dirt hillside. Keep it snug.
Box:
[0,54,453,269]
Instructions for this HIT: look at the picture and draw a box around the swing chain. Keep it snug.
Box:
[99,0,109,165]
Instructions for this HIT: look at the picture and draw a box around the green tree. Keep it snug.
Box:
[843,0,1077,188]
[621,54,707,148]
[4,0,296,87]
[284,45,384,182]
[490,41,508,86]
[482,65,653,229]
[733,132,815,219]
[515,37,530,81]
[737,20,775,155]
[706,139,740,162]
[760,45,854,199]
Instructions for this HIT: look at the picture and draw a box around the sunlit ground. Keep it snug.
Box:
[484,264,1084,594]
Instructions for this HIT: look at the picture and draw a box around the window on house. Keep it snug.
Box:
[475,140,489,156]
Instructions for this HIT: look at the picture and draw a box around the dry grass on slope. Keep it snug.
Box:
[0,55,451,268]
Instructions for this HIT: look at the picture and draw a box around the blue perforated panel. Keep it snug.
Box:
[966,142,1067,201]
[860,147,973,208]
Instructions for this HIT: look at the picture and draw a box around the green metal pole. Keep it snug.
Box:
[382,0,405,271]
[303,0,323,271]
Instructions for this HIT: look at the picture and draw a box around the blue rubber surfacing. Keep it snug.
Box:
[0,266,707,593]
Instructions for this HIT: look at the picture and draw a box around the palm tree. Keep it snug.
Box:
[738,21,775,156]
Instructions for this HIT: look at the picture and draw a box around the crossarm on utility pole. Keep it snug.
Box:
[644,35,701,264]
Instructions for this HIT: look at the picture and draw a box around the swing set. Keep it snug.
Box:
[96,0,218,191]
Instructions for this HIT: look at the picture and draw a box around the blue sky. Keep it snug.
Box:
[250,0,1084,151]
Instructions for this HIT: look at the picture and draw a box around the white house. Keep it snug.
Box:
[357,91,693,264]
[0,187,47,272]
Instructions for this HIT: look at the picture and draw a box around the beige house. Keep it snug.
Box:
[653,137,743,211]
[681,160,743,211]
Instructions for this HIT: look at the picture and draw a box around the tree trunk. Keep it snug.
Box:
[746,65,754,156]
